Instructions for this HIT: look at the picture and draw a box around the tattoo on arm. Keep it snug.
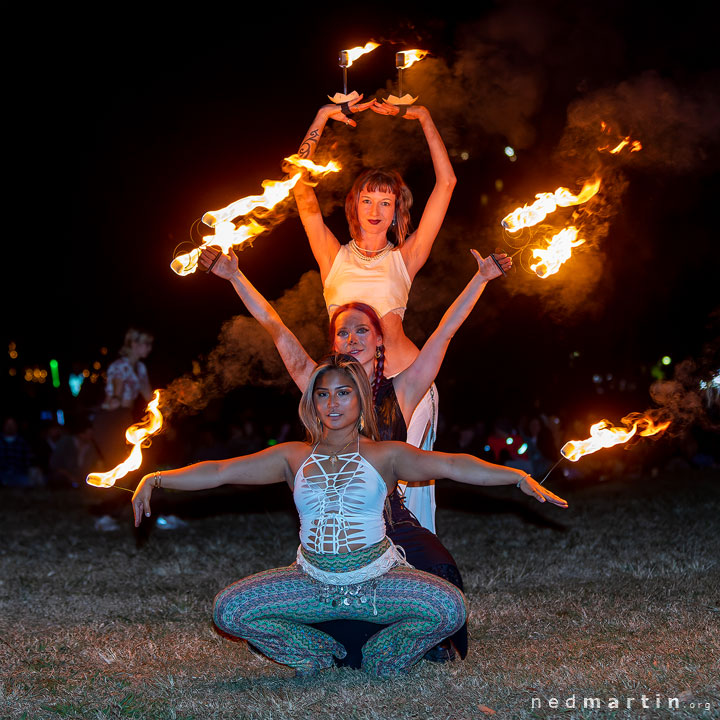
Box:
[298,129,320,158]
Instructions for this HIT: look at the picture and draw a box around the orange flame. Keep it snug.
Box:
[172,156,341,276]
[501,178,601,232]
[86,391,164,488]
[397,49,429,69]
[529,226,586,278]
[341,42,379,67]
[561,412,671,462]
[598,122,642,154]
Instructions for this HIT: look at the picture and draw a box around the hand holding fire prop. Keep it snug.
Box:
[472,248,512,280]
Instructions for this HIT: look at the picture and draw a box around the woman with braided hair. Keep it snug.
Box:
[132,354,566,678]
[198,245,511,664]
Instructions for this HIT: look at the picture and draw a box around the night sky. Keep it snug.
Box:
[6,2,719,428]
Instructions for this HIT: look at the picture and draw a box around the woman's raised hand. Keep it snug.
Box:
[371,101,430,121]
[517,475,568,508]
[320,95,376,127]
[470,249,513,281]
[198,246,240,280]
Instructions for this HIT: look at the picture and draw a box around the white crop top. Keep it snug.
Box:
[293,442,388,554]
[323,244,412,319]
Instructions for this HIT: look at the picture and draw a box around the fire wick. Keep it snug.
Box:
[539,457,564,485]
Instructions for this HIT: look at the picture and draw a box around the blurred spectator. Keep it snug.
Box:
[521,415,558,478]
[487,416,532,474]
[93,327,154,468]
[49,416,102,488]
[0,417,37,487]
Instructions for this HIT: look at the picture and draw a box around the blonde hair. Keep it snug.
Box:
[119,328,153,357]
[298,354,380,445]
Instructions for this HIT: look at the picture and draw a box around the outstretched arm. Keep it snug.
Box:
[131,443,296,526]
[294,98,375,281]
[199,247,316,392]
[384,442,568,508]
[373,103,456,280]
[392,250,512,422]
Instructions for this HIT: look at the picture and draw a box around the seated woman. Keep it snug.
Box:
[132,354,567,678]
[199,244,510,663]
[294,98,456,521]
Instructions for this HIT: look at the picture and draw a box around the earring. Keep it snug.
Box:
[358,413,365,431]
[375,346,382,359]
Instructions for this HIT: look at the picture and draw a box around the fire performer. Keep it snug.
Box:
[198,244,511,664]
[132,354,567,678]
[293,97,457,528]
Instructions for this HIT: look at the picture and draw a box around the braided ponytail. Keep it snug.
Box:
[372,344,385,404]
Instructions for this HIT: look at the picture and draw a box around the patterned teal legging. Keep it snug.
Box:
[213,563,467,677]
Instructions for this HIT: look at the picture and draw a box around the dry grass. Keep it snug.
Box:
[1,469,718,719]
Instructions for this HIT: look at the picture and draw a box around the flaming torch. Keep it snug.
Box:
[529,226,586,278]
[560,413,671,462]
[540,412,671,484]
[501,178,601,232]
[86,391,164,488]
[172,156,341,276]
[335,41,379,98]
[390,49,429,104]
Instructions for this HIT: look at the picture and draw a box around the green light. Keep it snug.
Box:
[661,356,672,366]
[49,359,60,388]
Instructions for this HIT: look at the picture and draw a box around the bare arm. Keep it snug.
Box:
[131,443,298,526]
[393,250,512,421]
[383,442,568,507]
[294,99,374,281]
[199,247,316,392]
[373,104,456,279]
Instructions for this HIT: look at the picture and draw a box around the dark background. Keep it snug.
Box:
[4,2,719,443]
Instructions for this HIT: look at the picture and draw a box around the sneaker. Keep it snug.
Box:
[155,514,188,530]
[94,514,120,531]
[424,641,456,663]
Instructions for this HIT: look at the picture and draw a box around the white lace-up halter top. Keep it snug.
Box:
[293,439,388,554]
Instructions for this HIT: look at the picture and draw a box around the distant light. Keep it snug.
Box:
[517,442,528,455]
[460,151,470,161]
[9,350,17,359]
[661,356,671,366]
[606,373,613,381]
[504,146,515,157]
[506,437,514,445]
[592,374,602,383]
[92,361,101,370]
[571,350,580,358]
[50,359,60,388]
[495,179,504,192]
[267,439,278,446]
[69,374,84,397]
[56,409,65,426]
[480,194,488,206]
[100,347,108,355]
[484,444,491,452]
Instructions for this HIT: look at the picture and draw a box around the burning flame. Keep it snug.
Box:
[397,49,428,69]
[172,156,341,276]
[86,391,164,488]
[501,178,601,232]
[529,226,586,278]
[341,42,379,67]
[598,122,642,154]
[561,412,671,462]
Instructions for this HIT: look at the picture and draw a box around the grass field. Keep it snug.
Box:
[1,467,718,719]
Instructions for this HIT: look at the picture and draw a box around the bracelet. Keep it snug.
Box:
[153,471,162,489]
[516,473,531,488]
